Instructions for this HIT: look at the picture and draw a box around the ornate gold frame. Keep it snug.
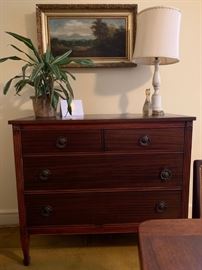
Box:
[36,4,137,67]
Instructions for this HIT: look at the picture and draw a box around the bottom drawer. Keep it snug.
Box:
[25,191,182,227]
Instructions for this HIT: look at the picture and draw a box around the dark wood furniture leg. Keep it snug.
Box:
[20,229,30,266]
[192,160,202,218]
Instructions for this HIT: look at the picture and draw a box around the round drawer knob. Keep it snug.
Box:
[39,169,51,181]
[41,205,53,217]
[139,135,151,146]
[155,201,167,213]
[160,168,172,182]
[56,136,68,149]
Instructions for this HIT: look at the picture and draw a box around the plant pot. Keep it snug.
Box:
[31,96,56,118]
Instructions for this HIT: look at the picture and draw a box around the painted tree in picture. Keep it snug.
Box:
[48,17,127,58]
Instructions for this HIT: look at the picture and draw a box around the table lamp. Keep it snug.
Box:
[133,6,181,116]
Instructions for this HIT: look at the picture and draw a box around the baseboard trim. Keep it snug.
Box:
[0,210,19,226]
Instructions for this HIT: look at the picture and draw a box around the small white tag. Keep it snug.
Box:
[60,99,84,119]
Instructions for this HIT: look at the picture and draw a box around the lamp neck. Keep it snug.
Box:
[152,58,160,94]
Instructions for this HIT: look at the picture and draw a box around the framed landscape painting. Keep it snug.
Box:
[36,4,137,67]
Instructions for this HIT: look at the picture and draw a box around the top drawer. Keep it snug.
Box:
[105,128,184,152]
[21,129,102,154]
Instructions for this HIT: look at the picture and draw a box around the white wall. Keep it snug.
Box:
[0,0,201,225]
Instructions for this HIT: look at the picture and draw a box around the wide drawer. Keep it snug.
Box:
[23,154,183,190]
[21,129,102,154]
[25,191,182,227]
[105,128,184,152]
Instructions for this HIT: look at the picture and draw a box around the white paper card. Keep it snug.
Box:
[60,99,84,119]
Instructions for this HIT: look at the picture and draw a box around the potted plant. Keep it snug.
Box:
[0,32,92,117]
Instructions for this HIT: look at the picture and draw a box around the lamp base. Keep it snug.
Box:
[151,59,165,117]
[152,110,164,116]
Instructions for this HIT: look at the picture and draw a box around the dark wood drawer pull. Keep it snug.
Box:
[160,168,172,182]
[41,205,53,217]
[138,135,151,146]
[39,169,51,181]
[56,136,67,149]
[155,201,167,213]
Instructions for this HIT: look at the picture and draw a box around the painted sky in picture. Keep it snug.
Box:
[48,18,126,40]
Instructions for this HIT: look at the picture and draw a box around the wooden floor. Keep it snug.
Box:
[0,226,140,270]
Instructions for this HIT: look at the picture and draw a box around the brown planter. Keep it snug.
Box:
[31,96,56,118]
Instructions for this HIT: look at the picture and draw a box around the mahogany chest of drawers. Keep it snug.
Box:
[9,114,195,265]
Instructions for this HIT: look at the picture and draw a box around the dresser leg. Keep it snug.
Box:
[23,256,30,266]
[20,229,30,266]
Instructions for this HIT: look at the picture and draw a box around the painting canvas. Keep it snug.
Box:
[36,4,137,67]
[48,17,127,58]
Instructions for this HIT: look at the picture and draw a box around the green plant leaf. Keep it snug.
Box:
[57,57,72,66]
[0,56,23,63]
[60,70,76,80]
[57,87,72,115]
[64,79,74,98]
[53,90,65,99]
[22,63,33,79]
[6,32,33,49]
[60,70,67,81]
[44,47,52,63]
[68,102,72,115]
[58,84,70,100]
[51,50,72,65]
[10,44,37,63]
[58,83,68,96]
[66,96,73,115]
[54,88,63,92]
[3,75,22,94]
[30,63,44,81]
[6,31,41,62]
[36,85,45,97]
[33,74,43,96]
[58,82,74,99]
[15,79,31,95]
[71,58,94,66]
[49,63,61,80]
[51,91,59,110]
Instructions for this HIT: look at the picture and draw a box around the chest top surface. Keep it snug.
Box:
[8,113,196,126]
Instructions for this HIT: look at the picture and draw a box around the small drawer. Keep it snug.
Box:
[21,129,102,154]
[104,128,184,152]
[25,191,182,227]
[23,153,183,190]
